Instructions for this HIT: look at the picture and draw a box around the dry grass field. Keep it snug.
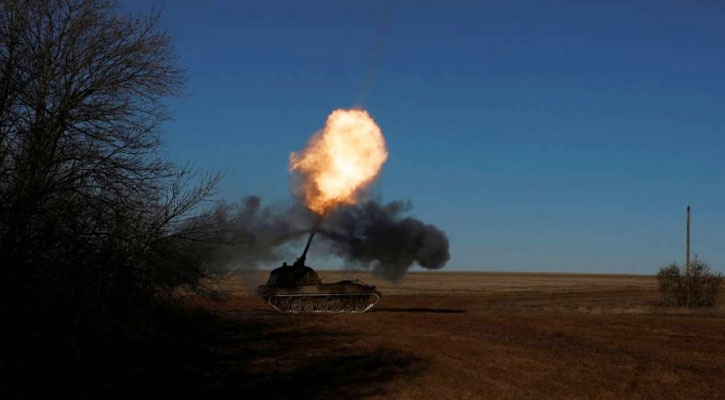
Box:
[194,271,725,399]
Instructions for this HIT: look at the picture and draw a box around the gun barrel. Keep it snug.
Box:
[297,230,317,266]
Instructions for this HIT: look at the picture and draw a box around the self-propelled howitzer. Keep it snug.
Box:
[257,231,381,313]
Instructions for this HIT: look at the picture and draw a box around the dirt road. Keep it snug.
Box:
[201,271,725,399]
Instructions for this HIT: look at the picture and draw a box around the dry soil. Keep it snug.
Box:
[198,271,725,400]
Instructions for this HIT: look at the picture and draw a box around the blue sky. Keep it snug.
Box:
[121,1,725,273]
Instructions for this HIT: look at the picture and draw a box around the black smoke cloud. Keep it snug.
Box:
[205,196,312,268]
[209,196,450,281]
[319,200,450,281]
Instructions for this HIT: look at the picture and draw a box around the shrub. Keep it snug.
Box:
[657,258,722,307]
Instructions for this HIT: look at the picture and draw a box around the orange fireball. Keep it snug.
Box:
[290,109,388,215]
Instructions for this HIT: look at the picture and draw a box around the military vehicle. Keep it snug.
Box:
[257,231,381,313]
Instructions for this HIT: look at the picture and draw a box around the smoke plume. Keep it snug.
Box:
[320,200,450,281]
[210,196,450,281]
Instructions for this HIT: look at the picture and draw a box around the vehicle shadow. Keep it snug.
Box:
[372,307,467,314]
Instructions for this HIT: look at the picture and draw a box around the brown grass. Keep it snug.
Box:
[196,271,725,400]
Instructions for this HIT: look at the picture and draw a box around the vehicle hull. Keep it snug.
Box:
[257,282,382,313]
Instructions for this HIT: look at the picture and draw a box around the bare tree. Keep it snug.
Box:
[0,0,220,316]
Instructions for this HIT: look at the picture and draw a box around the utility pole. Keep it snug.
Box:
[686,205,691,276]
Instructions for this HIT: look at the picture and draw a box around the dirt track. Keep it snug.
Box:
[202,271,725,399]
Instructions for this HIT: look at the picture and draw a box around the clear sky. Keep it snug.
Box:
[121,0,725,274]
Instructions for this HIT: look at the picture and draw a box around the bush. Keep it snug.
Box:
[657,258,722,307]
